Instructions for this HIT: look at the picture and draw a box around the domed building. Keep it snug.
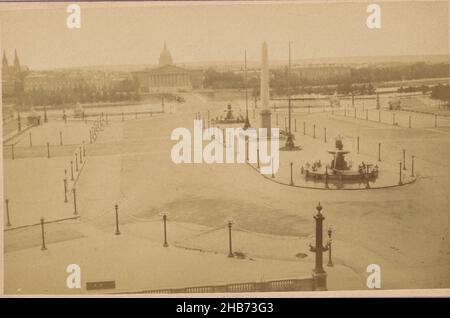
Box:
[134,44,203,93]
[159,44,173,66]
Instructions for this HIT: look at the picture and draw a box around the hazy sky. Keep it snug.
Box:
[0,1,448,69]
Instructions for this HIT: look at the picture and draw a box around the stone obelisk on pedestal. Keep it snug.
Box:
[260,41,271,138]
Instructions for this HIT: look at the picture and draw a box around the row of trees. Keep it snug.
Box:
[203,63,448,96]
[16,78,141,108]
[430,84,450,101]
[351,63,449,83]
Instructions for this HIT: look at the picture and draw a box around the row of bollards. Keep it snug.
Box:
[302,122,328,144]
[110,203,231,255]
[61,118,100,210]
[341,106,440,129]
[11,117,102,160]
[37,199,335,271]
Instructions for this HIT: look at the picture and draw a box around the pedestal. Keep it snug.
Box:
[312,270,327,291]
[260,109,272,138]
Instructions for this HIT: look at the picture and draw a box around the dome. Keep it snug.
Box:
[159,44,173,66]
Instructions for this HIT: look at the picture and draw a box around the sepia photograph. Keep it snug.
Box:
[0,0,449,297]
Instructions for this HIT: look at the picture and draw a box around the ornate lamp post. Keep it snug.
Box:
[309,202,328,291]
[243,51,251,130]
[282,41,300,151]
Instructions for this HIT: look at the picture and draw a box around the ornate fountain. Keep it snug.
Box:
[213,103,245,124]
[303,135,378,187]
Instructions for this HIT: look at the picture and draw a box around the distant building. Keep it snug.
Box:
[2,50,28,97]
[23,70,129,92]
[134,44,203,93]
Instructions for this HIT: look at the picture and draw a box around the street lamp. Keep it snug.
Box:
[243,50,251,130]
[327,226,334,267]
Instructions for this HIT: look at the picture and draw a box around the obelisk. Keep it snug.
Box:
[260,41,271,138]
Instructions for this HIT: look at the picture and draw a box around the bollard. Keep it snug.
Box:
[5,199,11,227]
[357,136,360,154]
[18,112,22,131]
[403,149,406,170]
[29,132,32,147]
[290,162,294,186]
[11,144,14,160]
[40,218,47,250]
[72,188,78,215]
[399,162,403,185]
[59,131,63,146]
[227,220,233,257]
[162,213,168,247]
[70,161,74,181]
[324,128,327,143]
[222,128,226,148]
[271,159,275,178]
[47,142,50,158]
[245,137,249,162]
[324,166,329,188]
[257,148,260,169]
[411,155,415,177]
[115,204,120,235]
[378,143,381,162]
[64,178,68,203]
